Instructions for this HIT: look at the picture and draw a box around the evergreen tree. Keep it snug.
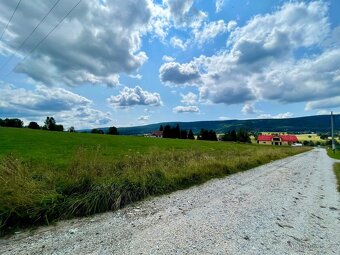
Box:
[180,129,188,139]
[188,129,195,139]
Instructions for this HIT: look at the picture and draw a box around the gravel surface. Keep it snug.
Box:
[1,148,339,255]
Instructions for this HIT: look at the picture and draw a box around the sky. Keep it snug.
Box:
[0,0,339,129]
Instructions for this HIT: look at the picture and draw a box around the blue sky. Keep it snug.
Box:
[0,0,339,129]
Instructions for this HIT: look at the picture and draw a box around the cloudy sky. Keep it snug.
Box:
[0,0,339,129]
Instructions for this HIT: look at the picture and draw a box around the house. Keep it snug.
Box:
[257,134,298,146]
[151,130,163,138]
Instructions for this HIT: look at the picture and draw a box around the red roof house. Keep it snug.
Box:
[257,134,298,146]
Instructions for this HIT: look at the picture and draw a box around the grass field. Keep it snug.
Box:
[0,127,309,235]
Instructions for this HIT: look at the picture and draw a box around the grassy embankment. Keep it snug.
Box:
[327,149,340,192]
[0,127,309,235]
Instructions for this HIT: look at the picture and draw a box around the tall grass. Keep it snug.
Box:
[334,163,340,192]
[0,145,308,236]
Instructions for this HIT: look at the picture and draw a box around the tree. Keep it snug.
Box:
[159,125,164,131]
[108,126,119,135]
[28,122,40,129]
[230,130,237,142]
[43,117,63,131]
[237,129,251,143]
[91,129,104,134]
[180,129,188,139]
[175,124,181,139]
[188,129,195,139]
[198,129,217,141]
[68,126,76,132]
[54,125,64,132]
[44,117,56,130]
[162,125,172,138]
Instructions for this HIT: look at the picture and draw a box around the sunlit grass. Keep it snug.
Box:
[0,127,309,235]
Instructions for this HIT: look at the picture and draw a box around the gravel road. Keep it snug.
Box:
[1,148,339,255]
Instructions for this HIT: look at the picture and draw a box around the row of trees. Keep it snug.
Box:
[159,125,248,142]
[0,116,119,135]
[160,124,195,139]
[0,118,24,128]
[91,126,119,135]
[0,117,70,132]
[221,129,251,143]
[197,129,217,141]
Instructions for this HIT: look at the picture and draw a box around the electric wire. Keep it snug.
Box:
[1,0,82,80]
[0,0,23,42]
[0,0,62,72]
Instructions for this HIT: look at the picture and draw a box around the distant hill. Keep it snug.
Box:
[82,114,340,135]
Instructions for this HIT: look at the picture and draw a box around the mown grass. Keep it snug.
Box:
[334,164,340,192]
[0,127,309,235]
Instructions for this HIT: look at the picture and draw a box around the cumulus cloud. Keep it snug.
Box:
[0,0,151,87]
[159,62,200,85]
[173,105,200,113]
[241,103,257,114]
[0,83,113,128]
[164,0,207,28]
[194,20,228,45]
[170,36,188,50]
[258,112,294,119]
[162,55,175,62]
[180,92,198,105]
[107,86,162,108]
[159,1,339,108]
[0,83,91,113]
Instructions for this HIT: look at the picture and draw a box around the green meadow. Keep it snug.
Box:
[0,127,309,235]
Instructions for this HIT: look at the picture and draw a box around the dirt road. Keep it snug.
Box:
[1,148,339,255]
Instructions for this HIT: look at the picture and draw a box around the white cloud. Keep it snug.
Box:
[0,83,113,128]
[305,96,340,111]
[162,55,175,62]
[159,62,200,85]
[170,36,189,50]
[138,115,150,121]
[194,20,228,45]
[215,0,225,13]
[227,20,237,31]
[173,105,200,113]
[180,92,198,105]
[159,1,339,108]
[107,86,162,108]
[164,0,207,28]
[0,0,152,87]
[0,83,91,113]
[241,103,257,114]
[257,112,293,119]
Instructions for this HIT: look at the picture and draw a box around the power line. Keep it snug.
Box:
[2,0,82,80]
[0,0,22,42]
[0,0,62,72]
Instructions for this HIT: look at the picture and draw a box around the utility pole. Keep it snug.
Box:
[331,111,335,153]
